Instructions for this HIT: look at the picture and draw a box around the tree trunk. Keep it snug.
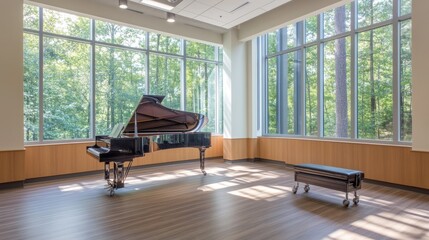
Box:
[334,6,348,137]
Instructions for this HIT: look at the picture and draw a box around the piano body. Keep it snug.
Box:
[87,95,211,196]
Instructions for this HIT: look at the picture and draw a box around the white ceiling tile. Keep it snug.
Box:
[178,9,199,18]
[195,15,223,26]
[199,7,232,22]
[222,8,265,28]
[173,0,195,11]
[182,1,212,15]
[195,0,223,6]
[261,0,291,11]
[215,0,250,13]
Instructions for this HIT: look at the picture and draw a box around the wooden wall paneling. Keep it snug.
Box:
[25,136,224,179]
[0,150,25,183]
[25,143,103,179]
[257,137,429,189]
[223,138,249,160]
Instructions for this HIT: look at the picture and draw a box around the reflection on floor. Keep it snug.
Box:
[0,159,428,240]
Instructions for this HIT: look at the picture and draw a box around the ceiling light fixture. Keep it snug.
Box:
[119,0,128,9]
[141,0,174,11]
[166,12,175,23]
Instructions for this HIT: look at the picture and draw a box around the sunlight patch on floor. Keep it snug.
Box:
[58,184,84,192]
[350,211,428,240]
[228,185,287,201]
[198,181,239,191]
[325,229,373,240]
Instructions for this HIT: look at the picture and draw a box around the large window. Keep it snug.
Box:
[260,0,412,144]
[23,5,223,143]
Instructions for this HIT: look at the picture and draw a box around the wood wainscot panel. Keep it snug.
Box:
[25,142,101,179]
[223,138,249,161]
[0,150,25,184]
[257,137,429,189]
[25,136,223,178]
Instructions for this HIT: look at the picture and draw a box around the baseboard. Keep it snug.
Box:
[0,181,24,190]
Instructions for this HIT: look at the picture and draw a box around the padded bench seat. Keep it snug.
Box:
[292,163,364,207]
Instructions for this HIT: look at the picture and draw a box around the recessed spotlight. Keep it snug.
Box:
[119,0,128,9]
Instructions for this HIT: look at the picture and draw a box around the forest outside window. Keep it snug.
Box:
[260,0,412,144]
[23,4,223,143]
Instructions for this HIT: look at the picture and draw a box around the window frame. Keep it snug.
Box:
[260,0,412,145]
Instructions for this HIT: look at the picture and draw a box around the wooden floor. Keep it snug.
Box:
[1,159,428,240]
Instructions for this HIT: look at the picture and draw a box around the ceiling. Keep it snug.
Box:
[130,0,292,30]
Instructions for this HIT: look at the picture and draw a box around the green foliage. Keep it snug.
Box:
[149,54,181,110]
[305,16,317,43]
[305,46,318,136]
[358,0,393,28]
[43,37,91,140]
[23,4,39,30]
[23,33,39,142]
[400,20,412,141]
[96,21,146,49]
[357,26,393,140]
[23,4,223,142]
[264,0,411,142]
[43,9,91,40]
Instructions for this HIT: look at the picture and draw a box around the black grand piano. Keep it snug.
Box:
[87,95,211,196]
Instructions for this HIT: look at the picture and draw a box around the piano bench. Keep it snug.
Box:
[292,163,364,207]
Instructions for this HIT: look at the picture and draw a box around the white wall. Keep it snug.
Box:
[411,0,429,152]
[223,29,248,139]
[0,0,24,151]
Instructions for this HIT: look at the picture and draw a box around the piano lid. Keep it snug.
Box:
[122,95,208,135]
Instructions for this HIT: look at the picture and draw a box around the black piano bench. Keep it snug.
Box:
[292,163,364,207]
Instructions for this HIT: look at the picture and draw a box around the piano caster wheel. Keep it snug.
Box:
[202,171,207,176]
[292,185,298,194]
[353,197,359,205]
[304,185,310,193]
[343,199,350,207]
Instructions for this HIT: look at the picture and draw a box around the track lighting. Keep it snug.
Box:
[166,12,175,23]
[119,0,128,9]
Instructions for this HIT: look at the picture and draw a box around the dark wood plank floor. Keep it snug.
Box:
[1,159,428,240]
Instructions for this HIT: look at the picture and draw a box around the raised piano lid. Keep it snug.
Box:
[121,95,208,136]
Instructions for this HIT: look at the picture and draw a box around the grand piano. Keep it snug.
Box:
[87,95,211,196]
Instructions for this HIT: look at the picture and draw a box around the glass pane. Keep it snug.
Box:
[149,33,181,55]
[305,46,318,136]
[400,20,412,141]
[217,65,223,134]
[186,41,216,60]
[357,26,393,140]
[305,16,318,43]
[24,4,39,30]
[95,46,146,135]
[358,0,393,28]
[186,60,217,132]
[24,33,39,142]
[267,57,278,134]
[149,55,181,110]
[43,37,91,140]
[284,52,299,134]
[95,21,146,49]
[43,8,91,39]
[400,0,412,16]
[323,37,351,138]
[285,24,298,49]
[324,4,351,38]
[267,30,278,55]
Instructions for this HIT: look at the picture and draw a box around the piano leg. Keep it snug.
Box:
[104,162,110,180]
[199,147,207,176]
